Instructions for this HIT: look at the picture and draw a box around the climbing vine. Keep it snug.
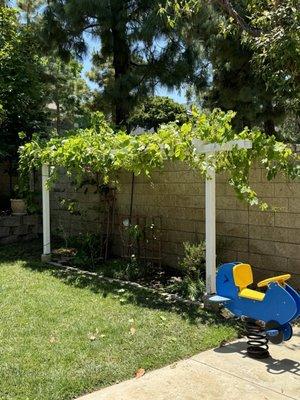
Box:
[19,110,299,210]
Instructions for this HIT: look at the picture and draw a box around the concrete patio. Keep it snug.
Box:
[77,326,300,400]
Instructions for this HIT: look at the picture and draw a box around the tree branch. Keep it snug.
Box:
[82,23,101,32]
[214,0,261,36]
[130,60,147,67]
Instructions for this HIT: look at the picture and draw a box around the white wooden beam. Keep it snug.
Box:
[192,139,252,154]
[41,164,51,261]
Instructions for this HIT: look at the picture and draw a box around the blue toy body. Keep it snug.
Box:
[212,262,300,343]
[285,284,300,321]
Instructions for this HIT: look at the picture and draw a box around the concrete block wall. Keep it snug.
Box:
[0,214,42,244]
[50,174,107,238]
[49,161,300,288]
[113,161,300,288]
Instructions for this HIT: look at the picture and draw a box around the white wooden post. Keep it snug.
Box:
[192,139,252,295]
[41,164,51,261]
[205,156,216,294]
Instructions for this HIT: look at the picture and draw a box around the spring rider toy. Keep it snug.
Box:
[210,262,300,358]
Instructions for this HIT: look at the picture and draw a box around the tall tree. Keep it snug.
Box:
[41,0,208,127]
[203,31,284,134]
[166,1,300,117]
[246,0,300,114]
[0,7,48,162]
[17,0,44,24]
[43,57,91,133]
[168,1,286,135]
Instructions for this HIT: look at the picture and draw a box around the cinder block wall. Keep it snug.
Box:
[114,161,300,287]
[49,161,300,288]
[50,173,107,238]
[0,215,42,244]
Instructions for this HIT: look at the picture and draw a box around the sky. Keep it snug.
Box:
[82,34,187,104]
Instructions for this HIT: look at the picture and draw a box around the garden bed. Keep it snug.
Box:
[51,239,207,303]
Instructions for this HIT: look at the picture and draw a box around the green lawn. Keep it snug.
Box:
[0,241,237,400]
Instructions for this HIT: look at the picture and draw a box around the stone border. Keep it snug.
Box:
[48,261,204,308]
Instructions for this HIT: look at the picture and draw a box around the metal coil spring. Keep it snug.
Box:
[244,318,270,359]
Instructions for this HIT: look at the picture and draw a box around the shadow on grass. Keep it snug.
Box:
[0,240,238,329]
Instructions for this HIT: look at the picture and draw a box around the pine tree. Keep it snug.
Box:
[17,0,44,24]
[180,1,284,135]
[41,0,208,127]
[204,34,284,135]
[165,0,299,136]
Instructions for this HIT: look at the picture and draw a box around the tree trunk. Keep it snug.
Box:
[264,118,275,136]
[264,102,276,136]
[55,99,61,135]
[111,2,131,128]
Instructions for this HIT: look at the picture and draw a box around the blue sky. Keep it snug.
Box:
[82,34,187,104]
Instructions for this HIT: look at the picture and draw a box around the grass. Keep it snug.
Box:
[0,240,237,400]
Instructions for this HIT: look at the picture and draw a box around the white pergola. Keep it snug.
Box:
[41,139,252,294]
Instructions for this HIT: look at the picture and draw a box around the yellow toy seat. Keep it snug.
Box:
[233,263,265,301]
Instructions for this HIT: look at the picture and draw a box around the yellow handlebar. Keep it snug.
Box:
[257,274,291,288]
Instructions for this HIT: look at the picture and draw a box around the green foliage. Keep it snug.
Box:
[13,176,40,214]
[0,4,92,190]
[172,1,284,135]
[67,233,102,270]
[278,113,300,144]
[98,258,154,282]
[42,56,91,132]
[41,0,207,125]
[204,35,283,135]
[179,241,206,280]
[0,7,49,161]
[246,0,300,112]
[128,96,188,131]
[19,109,299,210]
[161,1,300,139]
[167,276,206,301]
[167,241,206,301]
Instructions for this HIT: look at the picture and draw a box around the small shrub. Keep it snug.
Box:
[167,276,206,301]
[166,241,206,301]
[98,257,157,282]
[179,241,206,280]
[68,233,102,270]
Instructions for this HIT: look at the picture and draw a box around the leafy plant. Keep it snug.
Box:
[128,96,189,131]
[59,198,81,216]
[19,109,300,211]
[179,241,206,280]
[11,184,26,200]
[166,241,206,301]
[127,224,142,241]
[10,183,39,214]
[167,276,206,302]
[68,233,102,270]
[0,7,49,163]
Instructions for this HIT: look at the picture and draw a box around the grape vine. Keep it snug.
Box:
[19,109,299,210]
